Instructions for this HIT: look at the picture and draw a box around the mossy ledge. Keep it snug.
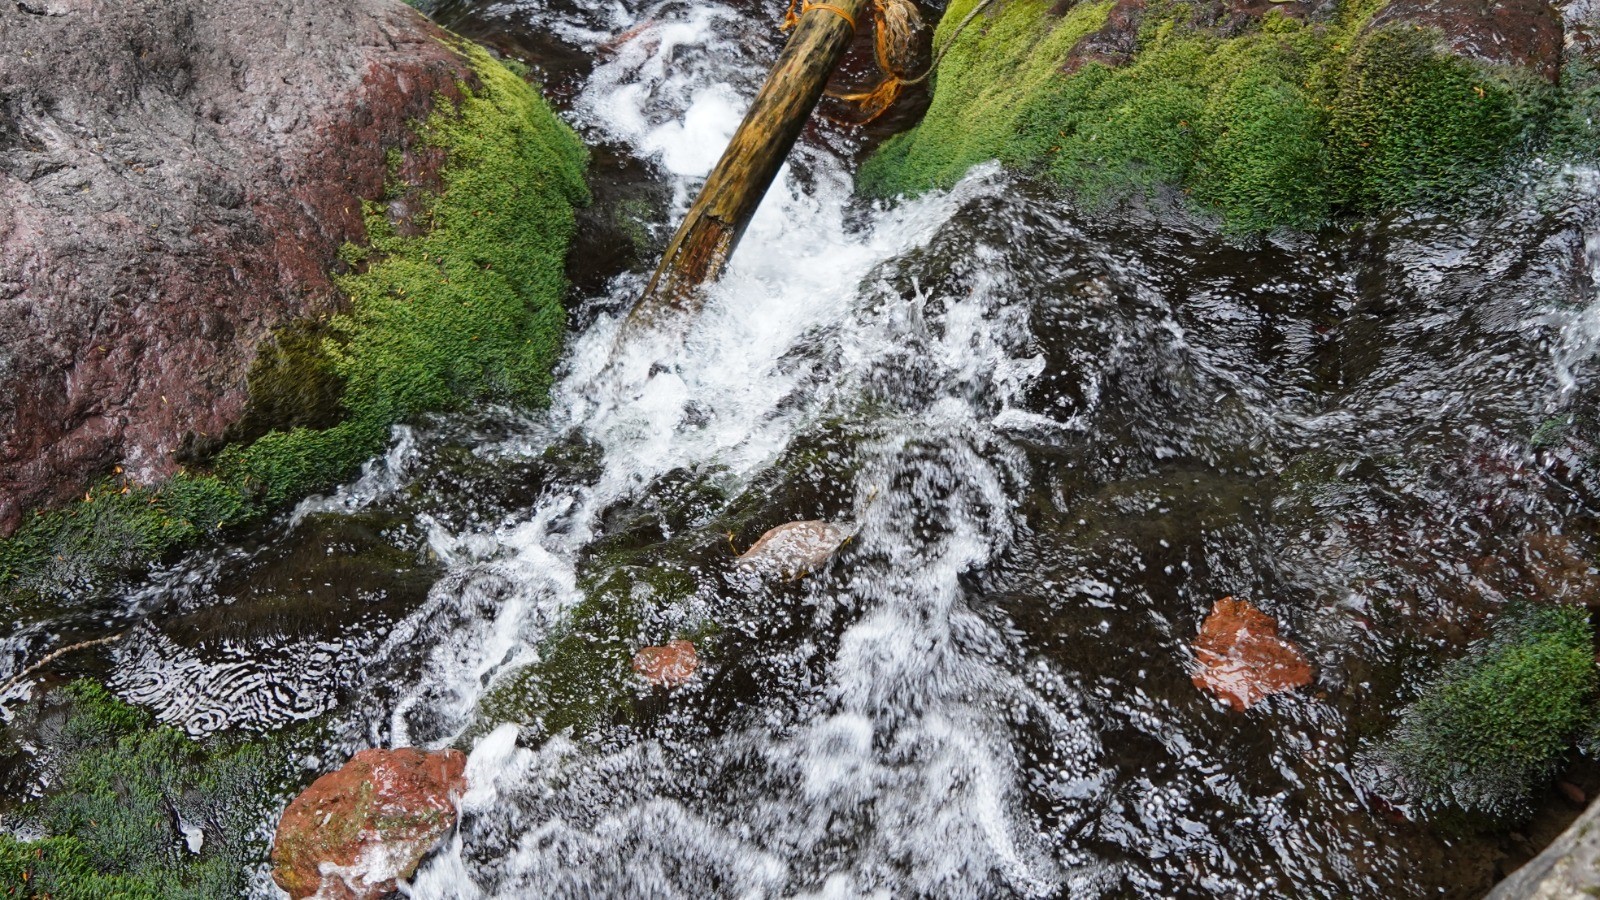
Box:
[859,0,1595,232]
[1373,604,1598,822]
[0,681,301,899]
[0,40,588,604]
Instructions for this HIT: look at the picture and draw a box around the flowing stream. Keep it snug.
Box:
[8,0,1600,896]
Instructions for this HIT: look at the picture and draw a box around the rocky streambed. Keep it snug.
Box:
[3,0,1600,897]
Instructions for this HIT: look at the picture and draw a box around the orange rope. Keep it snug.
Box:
[804,1,858,29]
[783,0,857,31]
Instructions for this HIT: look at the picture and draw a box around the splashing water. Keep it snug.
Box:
[396,8,1092,890]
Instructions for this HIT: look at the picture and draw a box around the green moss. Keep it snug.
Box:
[1,41,587,603]
[859,0,1114,199]
[0,682,297,899]
[224,39,587,506]
[1377,604,1597,820]
[1326,26,1536,208]
[0,476,251,603]
[1550,59,1600,160]
[861,0,1569,231]
[0,835,161,900]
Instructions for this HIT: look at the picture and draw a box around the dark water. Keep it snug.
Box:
[4,0,1600,896]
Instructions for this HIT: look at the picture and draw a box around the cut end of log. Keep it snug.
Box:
[633,215,737,323]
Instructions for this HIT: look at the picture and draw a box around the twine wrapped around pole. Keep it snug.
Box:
[630,0,872,321]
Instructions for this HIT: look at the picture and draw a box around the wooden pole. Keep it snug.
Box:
[630,0,870,321]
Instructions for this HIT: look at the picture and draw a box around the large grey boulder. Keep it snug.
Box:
[1487,798,1600,898]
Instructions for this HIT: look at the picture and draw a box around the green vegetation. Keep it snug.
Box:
[478,559,700,737]
[0,41,587,604]
[1325,26,1541,209]
[860,0,1570,232]
[218,38,587,506]
[0,476,250,603]
[0,681,298,899]
[1551,58,1600,159]
[861,0,1115,206]
[1377,604,1597,820]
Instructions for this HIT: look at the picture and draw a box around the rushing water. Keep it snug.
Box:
[7,0,1600,896]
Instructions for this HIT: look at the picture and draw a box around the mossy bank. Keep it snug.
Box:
[0,682,304,899]
[860,0,1598,232]
[0,40,588,605]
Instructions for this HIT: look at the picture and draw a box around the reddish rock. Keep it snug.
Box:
[0,0,478,533]
[1192,596,1313,711]
[1369,0,1565,82]
[1062,0,1147,73]
[633,639,700,687]
[272,747,467,900]
[737,520,850,577]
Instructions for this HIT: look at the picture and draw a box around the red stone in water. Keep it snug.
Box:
[1191,596,1313,712]
[633,639,699,687]
[271,747,467,900]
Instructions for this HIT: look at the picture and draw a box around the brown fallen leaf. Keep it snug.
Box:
[633,639,699,688]
[1192,596,1312,711]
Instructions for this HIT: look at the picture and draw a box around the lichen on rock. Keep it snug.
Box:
[271,747,468,900]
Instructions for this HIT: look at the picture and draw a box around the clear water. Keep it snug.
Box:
[7,0,1600,896]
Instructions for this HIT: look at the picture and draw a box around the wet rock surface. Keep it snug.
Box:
[1488,795,1600,899]
[1370,0,1566,81]
[1062,0,1147,73]
[1191,596,1314,711]
[271,747,467,899]
[0,0,475,532]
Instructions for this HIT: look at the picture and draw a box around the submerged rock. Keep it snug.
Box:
[1191,596,1313,711]
[271,747,467,900]
[737,520,850,577]
[1487,789,1600,897]
[633,639,700,687]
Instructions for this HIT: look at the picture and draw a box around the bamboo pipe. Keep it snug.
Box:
[630,0,870,321]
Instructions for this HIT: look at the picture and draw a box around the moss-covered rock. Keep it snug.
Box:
[0,681,300,899]
[860,0,1583,232]
[477,560,701,738]
[0,41,587,604]
[1375,604,1597,821]
[472,440,861,740]
[217,38,588,505]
